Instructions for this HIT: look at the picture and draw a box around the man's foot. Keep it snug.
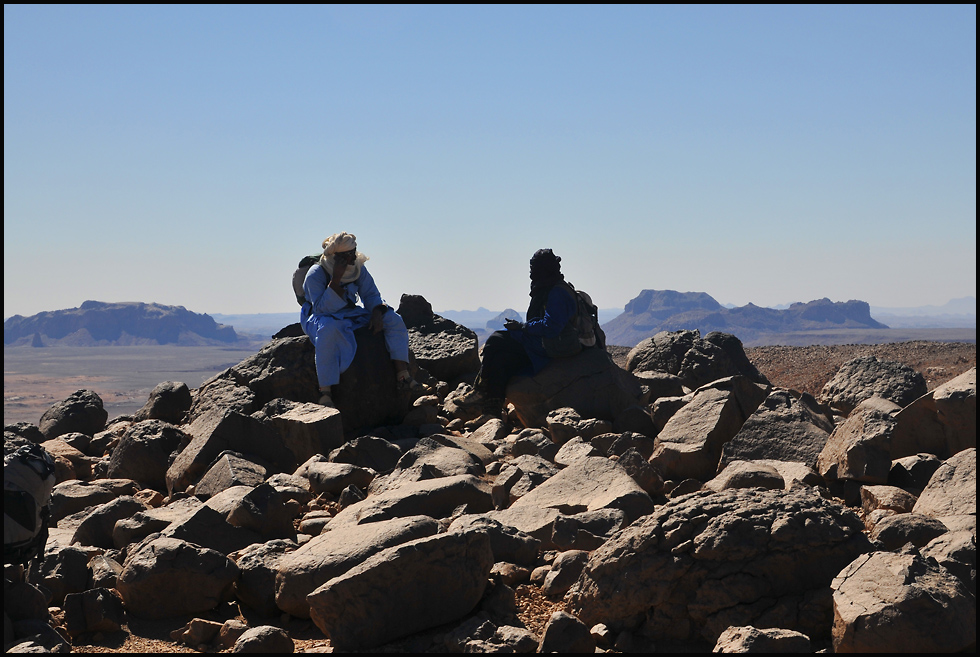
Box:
[482,397,505,419]
[454,387,485,411]
[396,371,425,391]
[318,391,335,408]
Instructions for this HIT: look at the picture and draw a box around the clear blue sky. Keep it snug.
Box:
[4,5,976,319]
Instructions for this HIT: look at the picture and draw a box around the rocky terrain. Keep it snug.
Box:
[3,304,976,654]
[603,290,889,346]
[3,302,240,347]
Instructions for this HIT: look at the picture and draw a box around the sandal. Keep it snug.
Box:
[396,373,425,392]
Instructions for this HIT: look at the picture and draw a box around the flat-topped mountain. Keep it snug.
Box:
[603,290,888,346]
[3,301,240,347]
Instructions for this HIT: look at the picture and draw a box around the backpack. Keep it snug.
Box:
[292,255,320,305]
[4,443,56,567]
[567,284,606,351]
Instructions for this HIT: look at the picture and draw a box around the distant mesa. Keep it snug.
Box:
[3,300,240,347]
[602,290,888,347]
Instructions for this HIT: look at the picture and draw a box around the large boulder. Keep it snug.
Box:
[400,297,480,383]
[507,455,654,526]
[817,397,900,485]
[38,389,108,440]
[565,487,872,644]
[818,356,928,416]
[165,409,294,496]
[718,388,834,471]
[307,530,493,651]
[831,550,976,652]
[912,448,976,524]
[106,420,187,492]
[625,330,769,391]
[330,474,493,525]
[134,381,192,424]
[506,348,643,428]
[116,537,240,619]
[261,401,346,468]
[892,367,976,459]
[274,515,441,618]
[650,376,770,482]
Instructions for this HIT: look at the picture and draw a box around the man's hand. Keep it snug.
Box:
[503,318,522,331]
[369,305,387,334]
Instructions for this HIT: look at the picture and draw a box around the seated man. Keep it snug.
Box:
[299,231,420,407]
[461,248,581,418]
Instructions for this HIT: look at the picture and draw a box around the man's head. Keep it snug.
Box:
[322,232,357,257]
[529,248,562,280]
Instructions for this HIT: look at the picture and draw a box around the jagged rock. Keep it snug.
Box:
[860,485,917,516]
[307,530,493,650]
[224,482,298,540]
[135,381,192,424]
[625,330,768,391]
[448,515,541,566]
[633,371,688,404]
[112,497,203,549]
[507,456,654,526]
[817,397,901,485]
[868,513,948,551]
[505,454,559,501]
[920,530,977,595]
[328,435,403,474]
[703,461,785,492]
[39,438,90,481]
[565,488,872,644]
[553,437,602,466]
[331,474,493,525]
[395,294,434,329]
[551,509,625,552]
[116,536,239,619]
[70,496,148,549]
[892,367,976,459]
[38,389,109,440]
[194,453,268,499]
[651,376,770,482]
[231,625,294,653]
[888,453,943,493]
[165,409,293,496]
[912,447,976,522]
[63,588,126,638]
[27,545,93,607]
[712,626,812,653]
[831,550,976,652]
[394,436,486,477]
[613,447,664,496]
[229,539,298,617]
[305,462,376,496]
[90,554,124,589]
[506,348,643,428]
[275,515,441,618]
[170,618,223,648]
[541,550,590,596]
[718,388,834,471]
[819,356,928,416]
[538,611,595,653]
[161,504,263,556]
[546,407,613,445]
[106,420,187,492]
[262,401,346,469]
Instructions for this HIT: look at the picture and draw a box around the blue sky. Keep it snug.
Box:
[4,5,976,319]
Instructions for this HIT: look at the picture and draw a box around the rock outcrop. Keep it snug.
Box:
[4,301,975,654]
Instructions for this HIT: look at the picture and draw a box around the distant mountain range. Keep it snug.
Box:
[601,290,890,347]
[3,301,240,347]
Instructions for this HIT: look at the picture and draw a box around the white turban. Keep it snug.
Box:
[319,232,368,284]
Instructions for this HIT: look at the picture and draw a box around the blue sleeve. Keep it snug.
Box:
[353,266,385,312]
[523,286,576,337]
[304,264,351,315]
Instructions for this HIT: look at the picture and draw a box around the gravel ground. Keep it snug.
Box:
[50,340,978,653]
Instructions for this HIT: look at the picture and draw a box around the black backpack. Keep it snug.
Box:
[4,443,56,566]
[292,255,320,305]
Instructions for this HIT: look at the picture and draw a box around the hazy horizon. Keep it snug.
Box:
[5,6,976,319]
